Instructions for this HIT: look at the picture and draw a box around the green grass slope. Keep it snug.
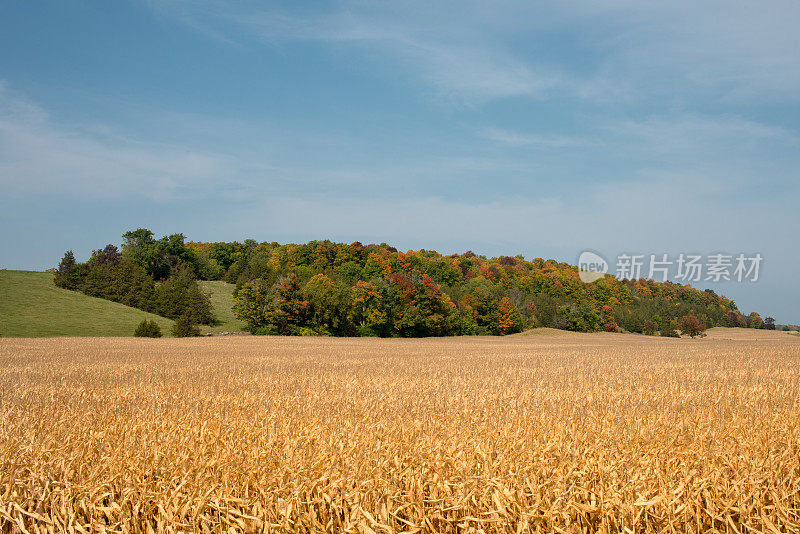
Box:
[0,270,174,337]
[198,280,247,334]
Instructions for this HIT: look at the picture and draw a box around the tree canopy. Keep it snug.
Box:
[186,238,757,337]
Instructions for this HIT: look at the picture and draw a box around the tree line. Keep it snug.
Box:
[54,231,773,337]
[186,237,770,337]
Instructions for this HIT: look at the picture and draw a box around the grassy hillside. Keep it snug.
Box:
[0,270,174,337]
[198,280,246,334]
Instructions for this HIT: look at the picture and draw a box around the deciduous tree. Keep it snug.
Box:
[680,315,706,338]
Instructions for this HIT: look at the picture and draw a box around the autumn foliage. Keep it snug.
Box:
[186,239,757,337]
[680,315,707,338]
[53,232,764,338]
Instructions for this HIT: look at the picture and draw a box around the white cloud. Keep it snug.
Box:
[144,0,800,104]
[0,85,232,200]
[584,1,800,100]
[480,128,596,148]
[601,114,800,167]
[145,1,565,103]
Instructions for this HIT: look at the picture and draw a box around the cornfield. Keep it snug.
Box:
[1,329,798,533]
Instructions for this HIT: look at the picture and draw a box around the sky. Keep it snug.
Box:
[1,1,798,322]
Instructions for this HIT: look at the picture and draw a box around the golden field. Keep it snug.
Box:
[0,329,798,533]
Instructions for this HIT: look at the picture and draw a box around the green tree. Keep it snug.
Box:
[121,228,196,279]
[232,279,270,328]
[81,260,156,311]
[348,280,385,336]
[234,273,310,335]
[121,228,157,273]
[152,266,214,324]
[54,250,81,290]
[304,274,351,334]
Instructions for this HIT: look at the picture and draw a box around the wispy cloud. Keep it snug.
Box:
[0,83,539,202]
[579,1,800,101]
[480,128,596,148]
[0,84,231,200]
[608,115,797,144]
[145,0,800,104]
[145,1,564,103]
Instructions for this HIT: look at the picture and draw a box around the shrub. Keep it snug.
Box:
[679,315,707,339]
[603,322,618,332]
[248,324,281,336]
[172,312,201,337]
[134,319,162,338]
[660,321,681,338]
[356,325,379,337]
[642,320,657,336]
[290,326,328,336]
[250,325,280,336]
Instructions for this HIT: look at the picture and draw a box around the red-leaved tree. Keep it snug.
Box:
[680,315,706,338]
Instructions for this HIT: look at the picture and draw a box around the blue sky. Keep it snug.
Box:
[1,1,798,321]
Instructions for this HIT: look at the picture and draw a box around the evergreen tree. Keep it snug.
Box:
[151,266,214,324]
[172,312,201,337]
[54,250,81,290]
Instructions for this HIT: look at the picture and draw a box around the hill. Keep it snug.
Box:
[0,270,174,337]
[197,280,247,334]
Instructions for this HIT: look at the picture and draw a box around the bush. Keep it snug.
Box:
[679,315,707,338]
[288,326,329,336]
[355,325,379,337]
[250,325,280,336]
[660,321,681,338]
[642,320,657,336]
[603,322,618,332]
[172,312,201,337]
[134,319,162,338]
